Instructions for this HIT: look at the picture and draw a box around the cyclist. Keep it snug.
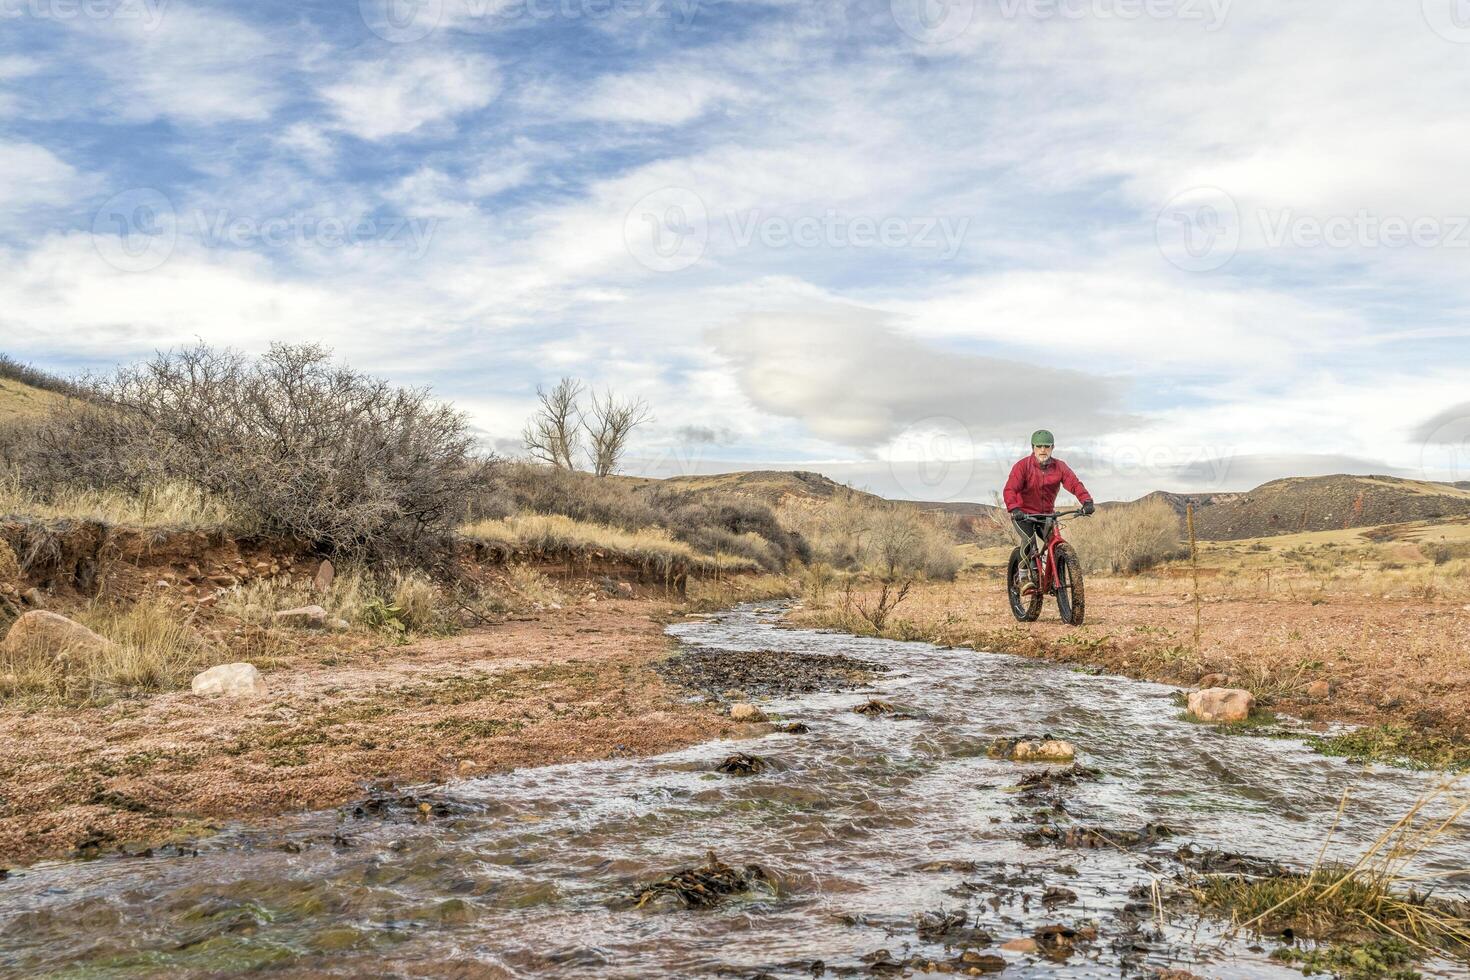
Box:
[1004,430,1095,588]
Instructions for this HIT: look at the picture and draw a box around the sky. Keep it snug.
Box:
[3,0,1470,503]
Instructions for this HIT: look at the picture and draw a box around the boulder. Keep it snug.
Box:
[1012,739,1077,763]
[0,610,113,661]
[1304,679,1331,699]
[1187,687,1254,723]
[191,662,266,697]
[313,559,335,593]
[729,703,767,723]
[272,605,328,629]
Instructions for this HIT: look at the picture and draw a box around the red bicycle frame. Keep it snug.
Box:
[1021,510,1082,595]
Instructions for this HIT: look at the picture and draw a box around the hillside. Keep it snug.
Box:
[640,470,1009,544]
[1139,474,1470,540]
[0,377,73,424]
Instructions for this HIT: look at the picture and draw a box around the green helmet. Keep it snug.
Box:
[1031,429,1055,447]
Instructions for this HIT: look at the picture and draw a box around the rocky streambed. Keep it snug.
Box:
[1,602,1467,977]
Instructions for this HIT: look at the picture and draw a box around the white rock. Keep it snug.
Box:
[729,702,767,723]
[1012,739,1076,762]
[272,605,328,628]
[1187,687,1254,723]
[1,610,114,661]
[191,662,266,697]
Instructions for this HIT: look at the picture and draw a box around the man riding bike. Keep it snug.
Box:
[1004,430,1095,591]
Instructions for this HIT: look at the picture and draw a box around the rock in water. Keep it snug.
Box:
[1187,687,1254,722]
[729,703,767,722]
[0,610,114,660]
[1013,739,1077,762]
[191,662,266,696]
[313,559,335,593]
[273,605,328,629]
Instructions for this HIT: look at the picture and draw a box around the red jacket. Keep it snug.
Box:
[1003,455,1092,514]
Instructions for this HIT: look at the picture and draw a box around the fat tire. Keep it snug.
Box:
[1054,542,1086,626]
[1006,547,1043,622]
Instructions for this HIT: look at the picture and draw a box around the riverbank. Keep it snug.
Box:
[0,590,780,866]
[788,574,1470,767]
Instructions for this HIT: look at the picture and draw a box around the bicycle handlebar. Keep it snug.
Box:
[1016,508,1087,519]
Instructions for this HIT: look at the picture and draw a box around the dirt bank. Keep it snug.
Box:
[789,576,1470,758]
[0,597,742,866]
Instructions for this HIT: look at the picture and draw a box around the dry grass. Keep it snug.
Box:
[501,563,564,607]
[219,566,452,637]
[220,566,375,628]
[788,565,1470,753]
[0,596,228,704]
[1194,785,1470,960]
[682,573,799,612]
[0,474,243,531]
[461,514,761,575]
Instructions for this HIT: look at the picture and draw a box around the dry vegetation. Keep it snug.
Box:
[793,518,1470,758]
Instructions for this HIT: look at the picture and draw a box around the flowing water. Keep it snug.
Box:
[2,603,1468,978]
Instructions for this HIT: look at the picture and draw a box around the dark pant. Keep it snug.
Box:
[1013,515,1049,558]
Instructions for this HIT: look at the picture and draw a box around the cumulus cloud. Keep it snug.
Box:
[321,52,500,141]
[707,306,1134,450]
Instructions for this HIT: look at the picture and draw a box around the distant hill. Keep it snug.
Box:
[634,469,1011,544]
[1137,475,1470,540]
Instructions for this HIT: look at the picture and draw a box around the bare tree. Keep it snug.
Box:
[521,377,585,470]
[582,389,653,477]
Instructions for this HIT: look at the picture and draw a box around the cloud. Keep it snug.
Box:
[321,52,500,141]
[80,7,283,124]
[674,425,737,446]
[0,142,98,211]
[707,306,1134,450]
[569,70,741,125]
[1413,402,1470,444]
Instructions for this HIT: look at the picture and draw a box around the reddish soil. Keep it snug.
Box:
[0,598,733,866]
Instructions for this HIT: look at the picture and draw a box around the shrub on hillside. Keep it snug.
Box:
[7,343,487,561]
[781,489,959,581]
[1066,498,1185,574]
[483,462,806,570]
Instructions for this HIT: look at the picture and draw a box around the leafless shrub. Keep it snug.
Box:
[1067,498,1185,574]
[9,343,487,562]
[785,490,959,581]
[519,377,653,476]
[584,389,653,476]
[521,377,584,470]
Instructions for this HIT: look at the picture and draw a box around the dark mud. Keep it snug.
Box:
[657,645,887,699]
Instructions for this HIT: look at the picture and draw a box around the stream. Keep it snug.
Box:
[1,602,1468,977]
